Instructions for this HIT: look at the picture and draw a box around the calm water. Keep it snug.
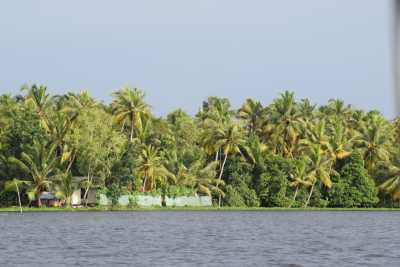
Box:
[0,211,399,267]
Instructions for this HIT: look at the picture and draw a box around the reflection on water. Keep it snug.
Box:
[0,211,399,267]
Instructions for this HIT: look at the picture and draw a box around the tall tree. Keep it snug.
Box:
[304,144,333,208]
[214,123,253,206]
[358,113,392,172]
[112,87,151,142]
[238,98,264,135]
[288,159,313,208]
[135,144,175,192]
[269,91,303,158]
[10,140,58,207]
[22,84,53,130]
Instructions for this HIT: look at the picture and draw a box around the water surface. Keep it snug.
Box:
[0,211,399,266]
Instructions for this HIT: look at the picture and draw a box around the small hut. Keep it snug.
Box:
[70,176,100,206]
[39,192,61,207]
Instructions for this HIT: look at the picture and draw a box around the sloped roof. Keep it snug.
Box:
[39,191,58,200]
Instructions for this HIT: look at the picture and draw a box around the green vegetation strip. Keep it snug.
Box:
[1,207,400,212]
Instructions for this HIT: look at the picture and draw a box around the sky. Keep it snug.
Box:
[0,0,394,118]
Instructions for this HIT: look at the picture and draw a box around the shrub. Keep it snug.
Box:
[329,152,379,208]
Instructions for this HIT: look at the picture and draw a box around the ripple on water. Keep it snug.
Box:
[0,211,399,267]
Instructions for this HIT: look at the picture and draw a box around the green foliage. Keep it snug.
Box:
[0,88,399,209]
[329,152,379,207]
[256,155,294,207]
[106,183,122,207]
[166,185,195,198]
[224,172,259,207]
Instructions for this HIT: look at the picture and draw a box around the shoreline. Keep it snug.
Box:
[1,207,400,212]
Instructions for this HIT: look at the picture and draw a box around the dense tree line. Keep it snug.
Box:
[1,85,400,208]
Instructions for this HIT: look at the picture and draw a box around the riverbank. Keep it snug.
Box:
[1,206,400,212]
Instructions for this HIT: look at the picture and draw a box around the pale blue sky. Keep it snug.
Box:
[0,0,394,117]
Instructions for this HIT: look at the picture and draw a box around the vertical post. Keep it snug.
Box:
[393,0,400,115]
[15,181,22,214]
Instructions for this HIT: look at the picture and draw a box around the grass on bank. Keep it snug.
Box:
[1,206,400,212]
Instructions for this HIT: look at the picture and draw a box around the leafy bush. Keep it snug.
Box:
[329,152,379,207]
[255,155,294,207]
[106,183,122,207]
[224,172,259,207]
[166,186,195,198]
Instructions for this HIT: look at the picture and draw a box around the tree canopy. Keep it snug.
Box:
[1,85,399,208]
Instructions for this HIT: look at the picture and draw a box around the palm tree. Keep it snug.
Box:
[238,98,264,135]
[46,111,78,171]
[4,179,30,213]
[112,87,151,142]
[328,118,359,162]
[379,176,400,203]
[54,174,77,207]
[176,161,225,198]
[304,144,333,208]
[135,145,175,192]
[247,135,268,168]
[10,140,58,207]
[65,90,97,112]
[300,119,331,152]
[378,161,400,203]
[357,113,392,172]
[199,119,224,161]
[198,97,233,125]
[325,99,353,119]
[214,123,253,206]
[298,98,316,119]
[269,91,303,158]
[22,84,52,130]
[288,159,313,208]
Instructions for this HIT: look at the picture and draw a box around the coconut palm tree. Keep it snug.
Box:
[198,96,233,125]
[377,159,400,203]
[269,91,303,158]
[135,145,175,192]
[304,144,333,208]
[176,160,224,198]
[214,123,253,206]
[22,84,53,130]
[112,87,151,142]
[357,113,392,172]
[300,119,331,152]
[238,98,264,135]
[325,98,353,120]
[54,174,77,207]
[380,176,400,203]
[10,140,58,207]
[288,159,313,208]
[328,118,359,162]
[65,90,97,112]
[298,98,316,119]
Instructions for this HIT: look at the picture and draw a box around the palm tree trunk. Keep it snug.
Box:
[65,152,75,174]
[66,196,71,208]
[142,176,148,192]
[15,181,22,214]
[217,153,228,208]
[130,114,134,142]
[288,186,299,208]
[304,183,315,208]
[83,179,92,207]
[84,175,93,207]
[130,125,134,142]
[37,192,42,207]
[83,186,90,207]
